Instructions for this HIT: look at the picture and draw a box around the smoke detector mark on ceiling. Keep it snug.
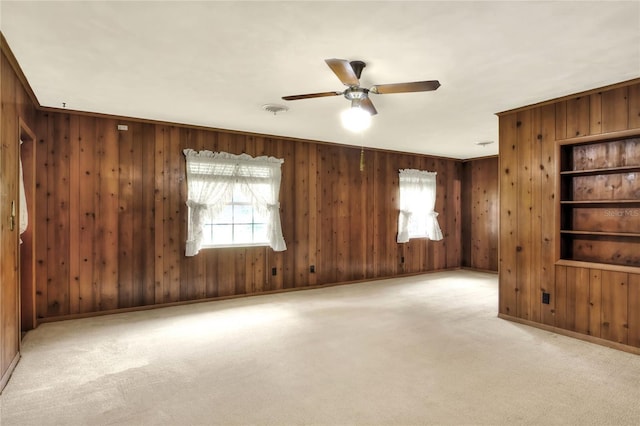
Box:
[262,104,289,115]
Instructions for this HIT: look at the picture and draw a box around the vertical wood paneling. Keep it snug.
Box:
[68,115,80,314]
[589,269,602,337]
[539,104,556,326]
[516,110,533,320]
[554,266,567,329]
[601,87,628,133]
[27,100,462,319]
[77,117,97,313]
[307,145,318,286]
[162,126,181,303]
[279,139,296,288]
[35,123,49,319]
[461,162,472,267]
[529,108,543,324]
[589,92,602,135]
[348,148,366,280]
[96,119,120,311]
[566,96,590,138]
[294,143,310,286]
[46,114,70,316]
[566,267,589,334]
[499,80,640,351]
[335,147,349,281]
[153,126,166,304]
[629,85,640,129]
[461,157,498,271]
[118,123,135,308]
[30,108,462,323]
[600,270,628,344]
[499,113,518,317]
[364,149,376,279]
[628,273,640,347]
[140,123,157,305]
[555,100,567,140]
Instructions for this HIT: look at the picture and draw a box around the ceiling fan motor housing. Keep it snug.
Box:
[344,86,369,101]
[349,60,366,79]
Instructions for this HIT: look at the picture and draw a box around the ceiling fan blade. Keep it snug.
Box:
[282,91,342,101]
[360,97,378,116]
[325,58,360,87]
[369,80,440,95]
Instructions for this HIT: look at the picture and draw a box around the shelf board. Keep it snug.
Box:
[561,230,640,238]
[560,199,640,205]
[560,165,640,176]
[555,259,640,274]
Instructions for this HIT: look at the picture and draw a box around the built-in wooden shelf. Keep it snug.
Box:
[560,200,640,205]
[558,134,640,267]
[555,259,640,275]
[560,230,640,238]
[560,165,640,176]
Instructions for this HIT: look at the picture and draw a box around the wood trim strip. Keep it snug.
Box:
[36,105,464,161]
[496,78,640,116]
[555,259,640,275]
[36,268,462,324]
[0,32,39,107]
[0,352,20,393]
[556,128,640,145]
[498,313,640,356]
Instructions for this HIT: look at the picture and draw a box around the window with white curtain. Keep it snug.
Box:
[397,169,443,243]
[183,149,287,256]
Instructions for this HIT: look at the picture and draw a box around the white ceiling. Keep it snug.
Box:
[1,1,639,159]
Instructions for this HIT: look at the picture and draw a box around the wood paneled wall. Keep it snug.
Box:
[498,79,640,349]
[1,39,38,390]
[32,111,462,322]
[461,157,498,271]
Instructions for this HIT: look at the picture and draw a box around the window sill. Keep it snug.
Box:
[201,243,269,250]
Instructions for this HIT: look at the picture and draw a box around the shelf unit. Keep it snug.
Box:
[558,131,640,268]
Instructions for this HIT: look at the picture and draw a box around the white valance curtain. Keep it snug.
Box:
[183,149,287,256]
[397,168,443,243]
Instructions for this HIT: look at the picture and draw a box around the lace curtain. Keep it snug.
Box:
[183,149,287,256]
[397,168,443,243]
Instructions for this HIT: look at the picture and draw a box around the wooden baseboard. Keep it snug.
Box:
[0,351,21,393]
[498,313,640,356]
[37,268,465,325]
[461,266,498,274]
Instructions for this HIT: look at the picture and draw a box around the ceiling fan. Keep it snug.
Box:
[282,58,440,116]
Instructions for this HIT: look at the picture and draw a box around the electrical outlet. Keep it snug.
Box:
[271,267,277,276]
[310,265,315,273]
[542,292,550,304]
[401,256,405,263]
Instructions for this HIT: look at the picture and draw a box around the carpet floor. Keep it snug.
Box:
[1,270,639,425]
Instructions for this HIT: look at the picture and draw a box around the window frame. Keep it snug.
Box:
[200,185,270,249]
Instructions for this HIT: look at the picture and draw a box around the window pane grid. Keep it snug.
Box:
[203,189,268,247]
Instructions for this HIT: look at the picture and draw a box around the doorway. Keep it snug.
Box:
[19,119,36,333]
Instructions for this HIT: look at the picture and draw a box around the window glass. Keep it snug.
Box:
[202,186,269,247]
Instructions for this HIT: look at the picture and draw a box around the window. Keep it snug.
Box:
[202,186,269,247]
[183,149,287,256]
[397,169,443,243]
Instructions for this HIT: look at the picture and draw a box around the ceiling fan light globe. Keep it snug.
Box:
[341,107,371,132]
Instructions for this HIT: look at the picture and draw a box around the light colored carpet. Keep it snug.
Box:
[1,270,639,425]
